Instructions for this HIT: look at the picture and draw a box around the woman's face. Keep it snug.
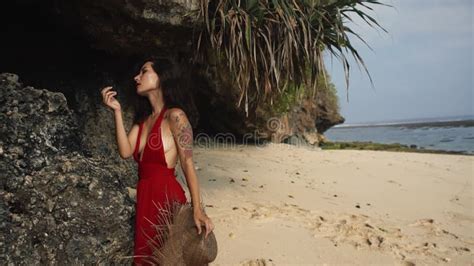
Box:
[134,61,160,95]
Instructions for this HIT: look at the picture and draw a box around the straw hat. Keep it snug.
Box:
[147,201,218,266]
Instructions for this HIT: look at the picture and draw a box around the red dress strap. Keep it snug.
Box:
[155,106,167,130]
[133,121,144,162]
[133,106,167,163]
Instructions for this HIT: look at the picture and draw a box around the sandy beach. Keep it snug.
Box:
[177,143,473,265]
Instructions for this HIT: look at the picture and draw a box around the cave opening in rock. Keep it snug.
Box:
[0,0,234,142]
[1,0,126,108]
[1,0,343,150]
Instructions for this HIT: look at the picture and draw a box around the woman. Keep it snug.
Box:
[100,57,214,265]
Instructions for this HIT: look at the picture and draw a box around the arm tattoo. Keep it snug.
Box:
[173,111,193,159]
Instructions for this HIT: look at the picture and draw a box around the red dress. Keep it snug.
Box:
[133,106,187,265]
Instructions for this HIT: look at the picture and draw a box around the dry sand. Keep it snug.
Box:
[175,143,473,265]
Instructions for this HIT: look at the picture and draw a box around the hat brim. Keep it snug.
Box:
[146,201,218,265]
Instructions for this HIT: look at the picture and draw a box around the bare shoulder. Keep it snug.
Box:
[167,107,189,124]
[167,108,194,157]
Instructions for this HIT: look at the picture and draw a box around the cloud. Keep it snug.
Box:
[345,0,473,49]
[324,0,473,123]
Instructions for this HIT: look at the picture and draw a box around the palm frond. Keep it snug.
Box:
[193,0,392,115]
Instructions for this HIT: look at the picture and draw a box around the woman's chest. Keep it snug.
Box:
[159,120,176,154]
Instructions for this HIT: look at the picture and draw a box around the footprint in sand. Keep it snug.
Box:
[240,258,274,266]
[248,207,275,223]
[410,218,434,226]
[388,180,402,187]
[408,218,472,257]
[244,202,472,263]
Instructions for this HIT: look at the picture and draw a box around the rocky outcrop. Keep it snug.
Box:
[1,0,343,152]
[50,0,201,55]
[0,73,136,264]
[315,97,345,134]
[0,0,346,262]
[251,96,344,146]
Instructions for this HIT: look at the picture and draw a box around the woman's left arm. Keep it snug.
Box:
[169,108,214,238]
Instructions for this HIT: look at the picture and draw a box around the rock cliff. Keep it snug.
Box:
[0,1,345,262]
[0,0,343,150]
[0,73,136,263]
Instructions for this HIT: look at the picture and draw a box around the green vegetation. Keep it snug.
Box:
[193,0,390,113]
[271,81,306,114]
[320,141,468,155]
[313,70,340,121]
[270,69,340,116]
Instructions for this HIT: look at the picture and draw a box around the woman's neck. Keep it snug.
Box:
[147,89,165,116]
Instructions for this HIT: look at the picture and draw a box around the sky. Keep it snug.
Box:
[324,0,473,124]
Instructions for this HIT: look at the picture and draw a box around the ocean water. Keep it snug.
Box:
[324,117,474,154]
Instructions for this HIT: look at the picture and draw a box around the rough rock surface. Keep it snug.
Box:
[53,0,201,55]
[43,0,343,140]
[2,0,344,149]
[252,96,344,146]
[0,73,136,264]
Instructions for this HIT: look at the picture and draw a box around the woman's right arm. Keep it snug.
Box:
[101,86,138,159]
[114,111,139,159]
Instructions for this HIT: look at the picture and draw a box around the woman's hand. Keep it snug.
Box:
[194,209,215,239]
[101,86,121,112]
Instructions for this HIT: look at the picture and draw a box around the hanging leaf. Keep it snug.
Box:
[192,0,391,113]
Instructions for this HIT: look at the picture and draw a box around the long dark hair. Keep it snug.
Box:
[132,56,196,125]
